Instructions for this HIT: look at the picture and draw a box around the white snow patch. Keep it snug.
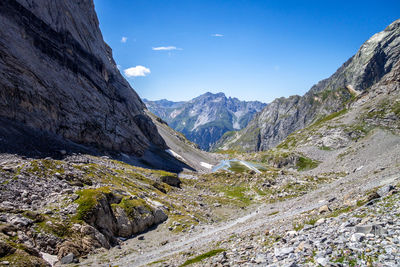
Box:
[192,111,212,130]
[211,97,224,102]
[166,149,186,162]
[232,110,245,130]
[170,109,183,119]
[121,153,130,159]
[200,162,213,169]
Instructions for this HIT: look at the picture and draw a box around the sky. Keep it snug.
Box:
[93,0,400,103]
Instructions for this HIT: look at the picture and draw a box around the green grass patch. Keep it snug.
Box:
[221,186,252,205]
[74,187,112,222]
[180,249,225,266]
[296,156,319,171]
[319,146,332,151]
[113,197,152,220]
[312,108,348,127]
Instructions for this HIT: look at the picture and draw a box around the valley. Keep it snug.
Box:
[144,93,266,151]
[0,1,399,266]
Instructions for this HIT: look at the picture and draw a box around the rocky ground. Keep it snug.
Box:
[196,184,400,266]
[77,76,400,266]
[1,76,400,267]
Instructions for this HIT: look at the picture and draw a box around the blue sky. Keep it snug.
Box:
[94,0,400,102]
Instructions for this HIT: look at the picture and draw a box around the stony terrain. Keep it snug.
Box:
[77,125,400,266]
[0,0,399,266]
[144,92,266,150]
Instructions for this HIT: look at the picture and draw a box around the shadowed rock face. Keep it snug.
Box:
[217,19,400,152]
[0,0,166,156]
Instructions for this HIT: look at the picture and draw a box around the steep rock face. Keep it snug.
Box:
[217,19,400,152]
[144,92,266,150]
[0,0,166,156]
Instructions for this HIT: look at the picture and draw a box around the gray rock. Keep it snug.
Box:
[60,253,75,264]
[316,257,328,266]
[161,175,181,187]
[274,247,294,258]
[255,253,267,263]
[377,185,395,197]
[355,224,386,235]
[350,233,365,242]
[9,215,33,227]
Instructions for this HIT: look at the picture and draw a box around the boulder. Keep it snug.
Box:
[0,241,16,257]
[350,233,365,242]
[319,205,331,214]
[355,224,386,235]
[60,253,75,264]
[161,175,181,188]
[274,247,294,258]
[377,185,395,197]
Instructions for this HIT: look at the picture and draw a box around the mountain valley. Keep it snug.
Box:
[144,93,266,151]
[0,1,399,267]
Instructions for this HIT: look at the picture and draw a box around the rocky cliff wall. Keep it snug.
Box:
[0,0,166,156]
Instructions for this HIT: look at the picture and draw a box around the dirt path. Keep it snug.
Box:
[78,130,400,266]
[79,163,399,267]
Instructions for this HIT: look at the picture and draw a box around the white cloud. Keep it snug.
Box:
[121,36,128,43]
[211,33,224,37]
[152,46,182,51]
[124,66,150,77]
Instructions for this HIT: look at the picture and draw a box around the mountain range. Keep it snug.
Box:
[144,93,266,150]
[0,0,400,266]
[215,19,400,152]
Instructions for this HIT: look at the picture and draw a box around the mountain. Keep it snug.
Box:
[0,0,164,156]
[0,0,215,172]
[144,92,266,150]
[0,1,219,265]
[1,1,399,265]
[216,19,400,152]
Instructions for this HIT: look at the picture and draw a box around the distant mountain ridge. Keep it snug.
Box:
[215,18,400,152]
[144,92,266,150]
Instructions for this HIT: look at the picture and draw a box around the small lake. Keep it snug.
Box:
[212,159,266,173]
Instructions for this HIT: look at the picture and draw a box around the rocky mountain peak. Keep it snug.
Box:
[144,93,266,150]
[217,18,400,152]
[0,0,166,157]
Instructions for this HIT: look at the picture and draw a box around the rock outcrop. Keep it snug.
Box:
[0,0,166,156]
[144,92,266,150]
[216,19,400,152]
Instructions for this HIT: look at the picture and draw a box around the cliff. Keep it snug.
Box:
[0,0,166,157]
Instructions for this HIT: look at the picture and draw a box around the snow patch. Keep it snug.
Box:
[192,111,212,130]
[170,109,183,119]
[166,149,186,162]
[200,162,213,169]
[232,110,245,130]
[211,97,224,102]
